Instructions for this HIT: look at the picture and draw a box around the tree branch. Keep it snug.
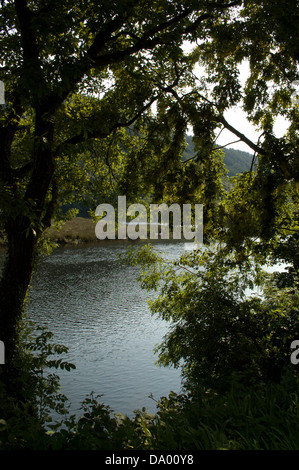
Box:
[183,155,196,164]
[162,85,266,156]
[91,10,212,68]
[216,115,266,156]
[41,178,59,231]
[87,15,131,62]
[14,0,39,64]
[215,139,241,150]
[56,94,160,151]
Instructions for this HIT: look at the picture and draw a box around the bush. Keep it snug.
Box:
[126,243,299,393]
[0,322,75,449]
[141,377,299,450]
[0,320,299,450]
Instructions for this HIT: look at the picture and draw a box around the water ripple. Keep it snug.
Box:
[25,242,185,416]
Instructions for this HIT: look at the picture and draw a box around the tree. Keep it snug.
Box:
[0,0,246,380]
[123,0,299,394]
[126,237,299,394]
[0,0,298,387]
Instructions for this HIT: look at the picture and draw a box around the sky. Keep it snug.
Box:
[216,107,290,153]
[191,57,291,154]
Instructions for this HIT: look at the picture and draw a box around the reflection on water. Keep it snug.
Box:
[0,240,289,418]
[22,241,188,416]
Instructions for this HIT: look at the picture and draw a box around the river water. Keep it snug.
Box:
[1,240,288,419]
[21,241,191,417]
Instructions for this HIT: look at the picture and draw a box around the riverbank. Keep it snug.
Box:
[0,217,191,248]
[45,217,98,245]
[0,217,102,248]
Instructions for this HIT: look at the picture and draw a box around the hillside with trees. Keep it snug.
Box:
[222,147,255,176]
[184,134,255,176]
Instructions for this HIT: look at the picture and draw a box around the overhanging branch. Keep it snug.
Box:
[161,86,267,156]
[216,115,266,156]
[56,94,160,152]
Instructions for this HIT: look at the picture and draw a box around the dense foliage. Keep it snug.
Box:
[0,322,299,450]
[1,0,256,366]
[0,0,298,450]
[126,238,299,390]
[183,135,255,176]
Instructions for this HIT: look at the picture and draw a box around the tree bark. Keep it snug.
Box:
[0,217,37,391]
[0,209,54,397]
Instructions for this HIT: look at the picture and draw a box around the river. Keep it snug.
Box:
[2,239,288,419]
[21,241,191,417]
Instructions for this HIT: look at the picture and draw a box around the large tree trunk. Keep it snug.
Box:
[0,217,37,376]
[0,112,55,393]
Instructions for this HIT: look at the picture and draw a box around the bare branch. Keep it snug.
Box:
[215,139,241,150]
[216,115,266,156]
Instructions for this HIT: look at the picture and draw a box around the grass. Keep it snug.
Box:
[45,217,98,244]
[0,217,98,247]
[0,216,200,247]
[45,217,187,246]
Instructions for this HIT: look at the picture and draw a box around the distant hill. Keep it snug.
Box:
[222,147,256,176]
[184,134,255,177]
